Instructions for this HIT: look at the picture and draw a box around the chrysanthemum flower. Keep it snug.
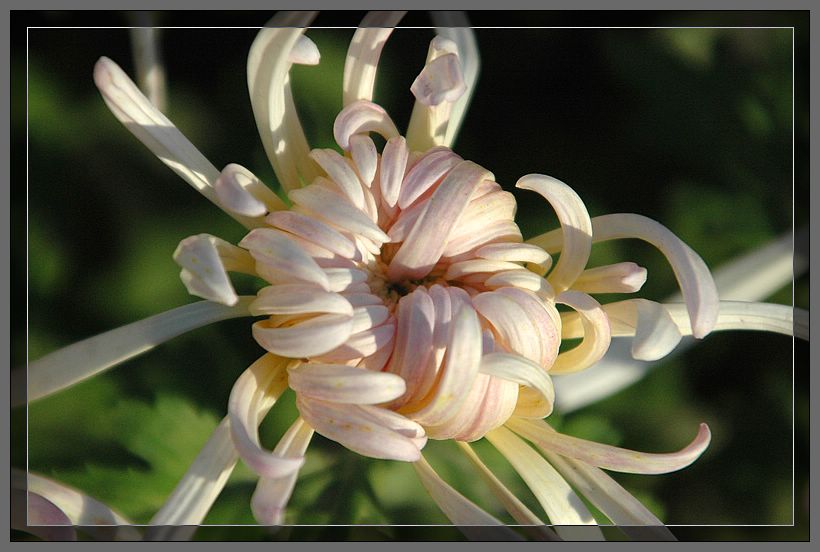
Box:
[22,13,807,538]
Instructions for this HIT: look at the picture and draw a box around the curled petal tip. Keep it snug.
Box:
[289,35,321,65]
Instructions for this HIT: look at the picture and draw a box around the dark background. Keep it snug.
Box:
[11,10,809,541]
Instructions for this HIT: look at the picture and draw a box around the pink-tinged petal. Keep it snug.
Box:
[310,148,366,209]
[379,136,410,208]
[349,304,390,334]
[268,210,358,260]
[443,220,522,258]
[227,355,305,478]
[288,363,406,404]
[572,262,648,294]
[480,352,554,411]
[385,289,436,409]
[349,134,378,187]
[289,182,390,244]
[388,160,493,281]
[26,299,254,404]
[313,322,395,362]
[507,417,712,475]
[484,270,555,300]
[544,453,673,537]
[333,100,400,151]
[429,284,453,375]
[472,291,541,365]
[342,12,406,105]
[174,234,250,306]
[252,314,353,358]
[249,285,353,317]
[486,427,602,533]
[495,287,562,367]
[214,163,286,219]
[19,471,137,533]
[530,214,719,338]
[411,52,467,106]
[278,233,359,269]
[457,443,559,540]
[297,397,422,461]
[387,199,428,243]
[406,37,468,151]
[324,267,369,293]
[444,260,525,281]
[251,418,314,525]
[398,149,462,209]
[247,24,318,192]
[343,292,382,307]
[13,491,77,541]
[405,303,482,425]
[550,291,611,375]
[425,373,491,440]
[516,174,593,293]
[93,57,257,228]
[476,242,551,266]
[561,299,682,361]
[432,23,479,146]
[412,455,520,535]
[453,376,518,442]
[239,228,330,291]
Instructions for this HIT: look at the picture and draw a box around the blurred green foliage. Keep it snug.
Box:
[14,11,807,541]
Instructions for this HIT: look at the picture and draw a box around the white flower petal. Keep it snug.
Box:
[342,11,406,106]
[333,100,400,151]
[148,417,237,530]
[93,57,257,228]
[398,148,462,209]
[388,160,493,281]
[529,213,719,338]
[412,454,522,538]
[288,363,406,404]
[214,163,286,220]
[227,355,305,478]
[21,470,138,535]
[516,174,593,293]
[249,285,353,317]
[572,262,648,294]
[289,182,390,244]
[349,134,378,187]
[433,18,479,146]
[24,298,253,404]
[480,352,555,412]
[267,210,358,259]
[406,302,482,425]
[406,37,466,151]
[550,291,611,375]
[297,397,423,461]
[310,148,366,210]
[507,417,712,475]
[251,418,314,525]
[247,24,318,192]
[544,452,673,538]
[252,314,354,358]
[485,426,602,534]
[456,443,560,540]
[379,136,409,208]
[239,228,331,291]
[174,234,255,306]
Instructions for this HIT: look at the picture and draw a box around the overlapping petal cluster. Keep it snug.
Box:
[21,12,806,537]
